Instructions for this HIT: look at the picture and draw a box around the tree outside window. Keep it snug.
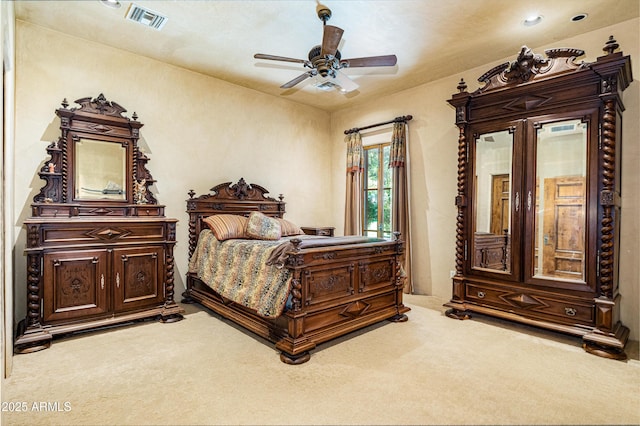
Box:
[363,143,392,238]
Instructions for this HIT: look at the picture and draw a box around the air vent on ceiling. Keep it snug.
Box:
[314,80,341,92]
[125,3,167,31]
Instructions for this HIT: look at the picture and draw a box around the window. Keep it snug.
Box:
[363,143,392,238]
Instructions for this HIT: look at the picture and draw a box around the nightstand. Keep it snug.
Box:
[301,226,335,237]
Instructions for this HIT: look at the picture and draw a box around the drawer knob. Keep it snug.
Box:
[477,291,486,299]
[565,307,577,316]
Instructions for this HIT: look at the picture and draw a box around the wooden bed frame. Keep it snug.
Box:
[182,178,410,364]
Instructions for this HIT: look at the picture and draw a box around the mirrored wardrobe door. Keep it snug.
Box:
[471,128,515,274]
[531,119,588,284]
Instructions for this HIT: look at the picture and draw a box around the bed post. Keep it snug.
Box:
[276,246,315,364]
[389,232,409,323]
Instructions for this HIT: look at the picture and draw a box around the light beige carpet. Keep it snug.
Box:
[2,295,639,425]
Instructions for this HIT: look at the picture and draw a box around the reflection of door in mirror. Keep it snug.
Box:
[490,174,510,235]
[75,139,127,201]
[473,130,512,272]
[533,119,586,283]
[542,176,585,279]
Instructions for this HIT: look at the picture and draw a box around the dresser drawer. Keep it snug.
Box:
[129,206,165,216]
[38,223,167,246]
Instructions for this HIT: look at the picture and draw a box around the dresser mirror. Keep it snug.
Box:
[473,129,513,272]
[74,138,128,201]
[32,93,156,214]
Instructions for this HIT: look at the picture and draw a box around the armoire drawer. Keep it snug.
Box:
[526,295,594,324]
[465,283,509,306]
[465,283,593,324]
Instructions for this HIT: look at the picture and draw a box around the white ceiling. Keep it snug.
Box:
[14,0,639,112]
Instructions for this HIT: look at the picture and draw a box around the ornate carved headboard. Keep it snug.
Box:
[186,178,286,258]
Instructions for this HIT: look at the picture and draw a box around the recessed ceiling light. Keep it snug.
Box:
[523,14,543,27]
[100,0,121,9]
[571,13,588,22]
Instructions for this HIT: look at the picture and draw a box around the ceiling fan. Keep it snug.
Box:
[254,3,397,93]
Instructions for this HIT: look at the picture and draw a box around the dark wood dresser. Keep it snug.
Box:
[15,94,183,353]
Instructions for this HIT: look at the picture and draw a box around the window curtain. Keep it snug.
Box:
[344,132,363,235]
[390,122,412,293]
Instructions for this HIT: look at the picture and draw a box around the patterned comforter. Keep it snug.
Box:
[188,230,299,318]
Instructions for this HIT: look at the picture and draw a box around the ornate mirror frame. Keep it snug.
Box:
[33,94,159,217]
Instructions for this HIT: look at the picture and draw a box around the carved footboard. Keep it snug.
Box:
[273,237,409,363]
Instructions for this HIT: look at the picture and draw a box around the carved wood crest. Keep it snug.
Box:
[188,178,282,204]
[70,93,128,118]
[476,46,588,93]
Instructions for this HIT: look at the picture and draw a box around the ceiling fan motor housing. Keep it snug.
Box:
[309,45,341,77]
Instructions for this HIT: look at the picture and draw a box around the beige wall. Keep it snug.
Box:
[329,18,640,340]
[11,18,639,345]
[12,21,333,322]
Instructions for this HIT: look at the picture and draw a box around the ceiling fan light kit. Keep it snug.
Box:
[254,3,397,93]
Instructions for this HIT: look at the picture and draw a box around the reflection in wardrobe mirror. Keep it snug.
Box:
[533,119,587,283]
[473,129,513,272]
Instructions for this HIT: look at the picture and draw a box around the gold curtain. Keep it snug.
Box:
[390,122,412,293]
[344,132,363,235]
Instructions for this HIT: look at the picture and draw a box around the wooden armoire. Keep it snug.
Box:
[444,37,632,359]
[15,94,184,353]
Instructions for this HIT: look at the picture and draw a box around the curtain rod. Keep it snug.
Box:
[344,115,413,135]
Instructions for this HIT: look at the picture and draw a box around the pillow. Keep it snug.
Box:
[277,218,304,236]
[246,211,281,240]
[203,214,247,241]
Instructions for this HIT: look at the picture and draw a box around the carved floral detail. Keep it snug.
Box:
[312,274,347,293]
[476,46,586,93]
[231,178,251,199]
[504,46,549,83]
[73,93,127,117]
[361,263,392,284]
[312,252,337,260]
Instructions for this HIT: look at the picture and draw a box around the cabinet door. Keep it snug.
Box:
[468,121,524,281]
[112,246,165,312]
[524,114,597,292]
[43,250,109,322]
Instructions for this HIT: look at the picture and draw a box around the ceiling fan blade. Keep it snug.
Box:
[281,71,314,89]
[321,25,344,57]
[254,53,307,65]
[332,70,359,93]
[340,55,397,68]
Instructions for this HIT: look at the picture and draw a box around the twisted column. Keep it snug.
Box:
[599,99,616,298]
